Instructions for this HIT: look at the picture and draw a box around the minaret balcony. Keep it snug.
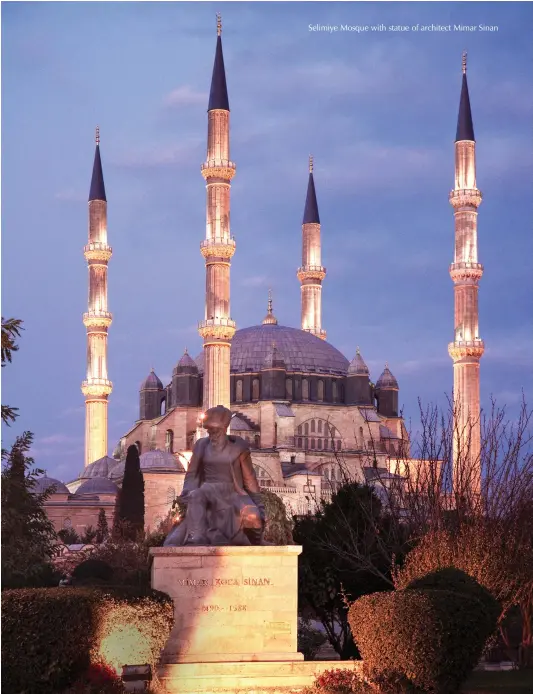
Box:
[449,188,482,209]
[297,265,326,282]
[84,242,112,262]
[448,339,485,361]
[83,310,113,328]
[449,262,484,283]
[81,378,113,397]
[303,327,327,341]
[201,159,236,181]
[200,237,236,259]
[198,317,236,341]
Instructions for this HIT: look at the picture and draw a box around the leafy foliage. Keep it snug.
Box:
[349,579,500,694]
[71,559,114,586]
[1,316,23,425]
[1,432,59,588]
[294,482,406,658]
[260,489,293,544]
[298,616,327,661]
[89,539,151,589]
[58,527,82,544]
[81,525,98,544]
[2,586,173,694]
[114,446,145,540]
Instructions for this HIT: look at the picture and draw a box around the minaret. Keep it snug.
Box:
[198,14,236,411]
[447,52,484,496]
[81,127,113,467]
[297,155,326,340]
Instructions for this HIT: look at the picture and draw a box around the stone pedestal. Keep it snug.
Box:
[150,545,361,693]
[150,546,303,664]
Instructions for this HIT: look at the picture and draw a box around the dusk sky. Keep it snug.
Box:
[2,2,532,482]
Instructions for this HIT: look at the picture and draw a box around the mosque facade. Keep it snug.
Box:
[40,23,482,535]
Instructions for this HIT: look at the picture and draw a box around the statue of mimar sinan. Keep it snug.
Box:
[164,406,266,546]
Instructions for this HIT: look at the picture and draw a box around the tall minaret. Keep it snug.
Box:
[198,15,236,411]
[81,127,113,467]
[447,53,484,496]
[297,156,326,340]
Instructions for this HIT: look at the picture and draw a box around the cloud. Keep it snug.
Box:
[163,85,207,108]
[55,189,86,202]
[59,406,85,418]
[111,140,203,169]
[484,332,533,367]
[240,275,270,287]
[39,433,80,445]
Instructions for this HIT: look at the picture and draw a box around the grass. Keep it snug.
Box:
[463,670,533,693]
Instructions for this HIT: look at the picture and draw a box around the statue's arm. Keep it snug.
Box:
[180,439,205,498]
[239,448,266,522]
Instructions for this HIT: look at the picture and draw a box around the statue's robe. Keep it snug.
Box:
[164,435,265,546]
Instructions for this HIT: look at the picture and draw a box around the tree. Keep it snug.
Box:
[81,525,98,544]
[293,483,407,658]
[58,527,81,544]
[96,508,109,544]
[114,445,145,540]
[1,316,23,425]
[1,432,58,587]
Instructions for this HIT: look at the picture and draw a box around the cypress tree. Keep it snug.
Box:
[116,445,145,540]
[96,508,109,543]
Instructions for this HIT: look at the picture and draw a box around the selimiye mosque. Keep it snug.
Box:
[37,20,484,535]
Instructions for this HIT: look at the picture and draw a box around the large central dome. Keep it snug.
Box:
[195,324,349,376]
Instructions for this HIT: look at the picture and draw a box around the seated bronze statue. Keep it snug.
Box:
[164,406,266,546]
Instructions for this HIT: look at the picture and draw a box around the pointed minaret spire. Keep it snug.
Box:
[456,51,475,142]
[208,13,229,111]
[262,288,278,325]
[298,156,326,339]
[302,155,320,224]
[449,51,484,499]
[89,125,107,202]
[82,128,113,466]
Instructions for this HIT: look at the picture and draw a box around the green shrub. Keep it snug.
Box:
[298,616,327,660]
[2,586,173,694]
[349,587,499,694]
[405,566,496,608]
[260,489,293,544]
[302,668,373,694]
[71,559,114,585]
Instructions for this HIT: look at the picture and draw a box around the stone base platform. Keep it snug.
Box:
[157,659,363,693]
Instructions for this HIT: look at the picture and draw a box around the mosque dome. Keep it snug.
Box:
[141,369,164,390]
[348,348,370,376]
[109,449,185,479]
[195,324,348,376]
[33,475,69,495]
[376,365,399,390]
[174,349,198,374]
[76,477,118,495]
[79,455,118,480]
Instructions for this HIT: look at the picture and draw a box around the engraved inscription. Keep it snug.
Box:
[229,605,247,611]
[192,604,247,613]
[176,577,272,587]
[267,621,291,633]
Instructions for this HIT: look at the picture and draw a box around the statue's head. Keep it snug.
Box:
[203,405,232,435]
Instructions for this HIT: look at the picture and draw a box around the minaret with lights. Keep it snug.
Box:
[81,127,113,467]
[448,52,484,495]
[198,14,236,411]
[298,156,326,340]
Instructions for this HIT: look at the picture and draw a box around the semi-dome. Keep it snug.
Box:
[195,324,349,376]
[109,449,185,479]
[76,477,118,495]
[33,475,69,495]
[79,455,118,480]
[376,365,399,390]
[141,368,164,390]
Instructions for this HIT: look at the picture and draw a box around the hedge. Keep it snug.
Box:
[405,566,497,609]
[349,587,499,694]
[2,586,173,694]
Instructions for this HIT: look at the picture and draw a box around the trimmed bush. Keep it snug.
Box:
[2,586,173,694]
[302,668,373,694]
[405,566,497,609]
[71,559,114,585]
[349,587,499,694]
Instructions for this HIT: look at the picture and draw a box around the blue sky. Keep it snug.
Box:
[2,2,532,482]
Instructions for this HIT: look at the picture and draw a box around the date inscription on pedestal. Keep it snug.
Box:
[177,577,272,587]
[193,604,247,613]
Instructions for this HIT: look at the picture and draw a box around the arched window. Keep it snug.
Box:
[286,378,293,399]
[298,424,302,435]
[252,464,274,489]
[167,487,175,505]
[321,464,342,492]
[252,378,260,401]
[160,397,166,416]
[165,429,174,454]
[296,419,343,452]
[311,420,316,433]
[317,380,324,402]
[317,420,323,434]
[304,423,309,435]
[236,379,243,402]
[135,440,142,454]
[302,379,309,400]
[318,439,322,450]
[254,434,260,449]
[332,380,338,403]
[63,517,72,529]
